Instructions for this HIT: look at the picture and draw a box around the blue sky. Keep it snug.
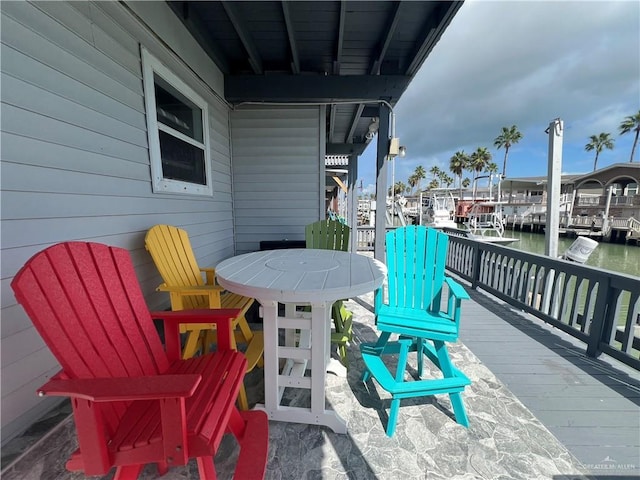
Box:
[357,0,640,195]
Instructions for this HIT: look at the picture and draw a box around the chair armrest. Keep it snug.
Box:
[41,374,201,471]
[444,277,469,325]
[157,284,224,294]
[37,374,202,401]
[150,309,241,358]
[444,276,470,300]
[150,308,242,325]
[200,267,216,285]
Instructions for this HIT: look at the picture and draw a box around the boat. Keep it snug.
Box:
[422,191,458,229]
[444,202,519,245]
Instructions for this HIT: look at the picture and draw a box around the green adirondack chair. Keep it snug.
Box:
[305,219,353,366]
[360,226,471,436]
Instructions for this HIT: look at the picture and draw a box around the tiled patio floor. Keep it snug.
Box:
[1,290,597,480]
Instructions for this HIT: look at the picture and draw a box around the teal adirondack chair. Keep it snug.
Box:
[360,226,471,436]
[305,219,353,366]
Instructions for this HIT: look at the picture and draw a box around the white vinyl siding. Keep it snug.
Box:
[231,106,323,254]
[0,0,233,444]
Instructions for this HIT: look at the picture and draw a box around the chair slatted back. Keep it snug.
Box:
[145,224,207,309]
[385,226,448,312]
[305,219,350,251]
[11,242,170,432]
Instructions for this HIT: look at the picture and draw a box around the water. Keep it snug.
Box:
[502,230,640,278]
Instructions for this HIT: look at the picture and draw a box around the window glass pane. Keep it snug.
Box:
[154,74,203,142]
[159,131,206,185]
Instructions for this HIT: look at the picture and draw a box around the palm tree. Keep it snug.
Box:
[449,150,469,200]
[493,125,523,177]
[393,181,406,197]
[442,174,454,188]
[619,110,640,162]
[429,166,441,188]
[585,133,615,171]
[407,173,417,194]
[413,165,426,192]
[469,147,492,200]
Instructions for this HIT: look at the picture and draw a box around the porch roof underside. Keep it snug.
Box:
[168,0,463,157]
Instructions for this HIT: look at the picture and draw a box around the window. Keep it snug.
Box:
[141,47,212,195]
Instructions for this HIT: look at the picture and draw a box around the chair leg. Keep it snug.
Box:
[449,392,469,427]
[337,342,348,367]
[236,315,254,344]
[157,461,169,476]
[113,464,144,480]
[331,301,352,367]
[394,337,412,382]
[196,457,217,479]
[434,340,469,427]
[386,397,401,437]
[416,337,425,378]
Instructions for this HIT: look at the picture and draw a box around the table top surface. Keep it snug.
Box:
[216,249,387,303]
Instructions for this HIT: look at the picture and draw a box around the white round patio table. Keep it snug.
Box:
[216,248,386,433]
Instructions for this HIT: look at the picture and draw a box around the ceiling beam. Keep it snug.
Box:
[327,143,369,156]
[333,1,346,75]
[329,1,347,142]
[370,2,403,75]
[221,1,263,74]
[345,104,365,144]
[406,1,463,76]
[281,1,300,74]
[344,3,403,146]
[225,75,411,103]
[167,1,230,74]
[329,104,337,143]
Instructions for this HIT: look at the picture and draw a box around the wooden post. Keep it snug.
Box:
[348,154,358,252]
[374,104,391,262]
[545,118,563,258]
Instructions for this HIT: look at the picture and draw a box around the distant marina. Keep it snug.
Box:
[354,164,639,281]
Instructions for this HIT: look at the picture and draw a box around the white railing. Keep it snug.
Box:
[446,236,640,371]
[356,225,640,371]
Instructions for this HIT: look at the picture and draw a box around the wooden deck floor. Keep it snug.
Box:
[458,285,640,478]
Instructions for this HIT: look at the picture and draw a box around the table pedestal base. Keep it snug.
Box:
[253,403,347,434]
[257,300,347,433]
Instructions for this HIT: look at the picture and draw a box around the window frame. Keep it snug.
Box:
[141,47,213,196]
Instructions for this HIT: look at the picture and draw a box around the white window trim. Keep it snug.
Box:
[141,47,213,196]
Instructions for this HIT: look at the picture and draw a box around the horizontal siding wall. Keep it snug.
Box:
[0,1,234,444]
[231,106,322,254]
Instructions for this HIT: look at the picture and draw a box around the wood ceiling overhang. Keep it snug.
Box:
[169,1,463,156]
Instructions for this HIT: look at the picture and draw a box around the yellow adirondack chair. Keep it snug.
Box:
[305,219,353,366]
[145,224,264,410]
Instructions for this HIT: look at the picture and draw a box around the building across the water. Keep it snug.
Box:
[499,164,639,243]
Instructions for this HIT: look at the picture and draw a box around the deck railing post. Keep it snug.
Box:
[586,274,612,358]
[471,242,482,290]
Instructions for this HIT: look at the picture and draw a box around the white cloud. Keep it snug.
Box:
[359,0,640,189]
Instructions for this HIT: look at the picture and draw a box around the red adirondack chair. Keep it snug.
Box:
[10,242,269,479]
